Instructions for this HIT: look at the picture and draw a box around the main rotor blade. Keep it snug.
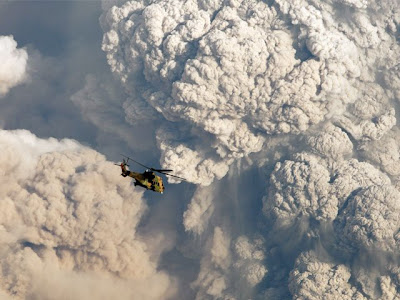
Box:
[161,172,187,181]
[121,154,152,170]
[151,169,173,172]
[151,168,186,180]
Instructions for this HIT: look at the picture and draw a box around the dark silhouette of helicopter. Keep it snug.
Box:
[115,155,185,193]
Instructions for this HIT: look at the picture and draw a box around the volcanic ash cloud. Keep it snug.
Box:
[100,0,400,187]
[0,129,174,300]
[100,0,326,184]
[191,227,267,299]
[99,0,400,298]
[289,251,365,300]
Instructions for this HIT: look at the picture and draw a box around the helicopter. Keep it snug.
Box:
[115,155,185,194]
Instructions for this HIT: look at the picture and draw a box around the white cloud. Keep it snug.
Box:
[0,35,28,97]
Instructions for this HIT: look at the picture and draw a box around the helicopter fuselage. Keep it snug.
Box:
[120,164,164,193]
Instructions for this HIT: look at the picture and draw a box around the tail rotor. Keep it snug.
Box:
[114,158,129,167]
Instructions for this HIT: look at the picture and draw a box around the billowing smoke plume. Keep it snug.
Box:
[100,0,301,184]
[100,0,399,185]
[263,153,339,225]
[289,250,365,299]
[0,35,28,97]
[183,185,215,235]
[335,184,400,253]
[0,129,174,299]
[191,227,266,299]
[97,0,400,298]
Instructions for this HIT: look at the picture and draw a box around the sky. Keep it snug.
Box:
[1,0,400,299]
